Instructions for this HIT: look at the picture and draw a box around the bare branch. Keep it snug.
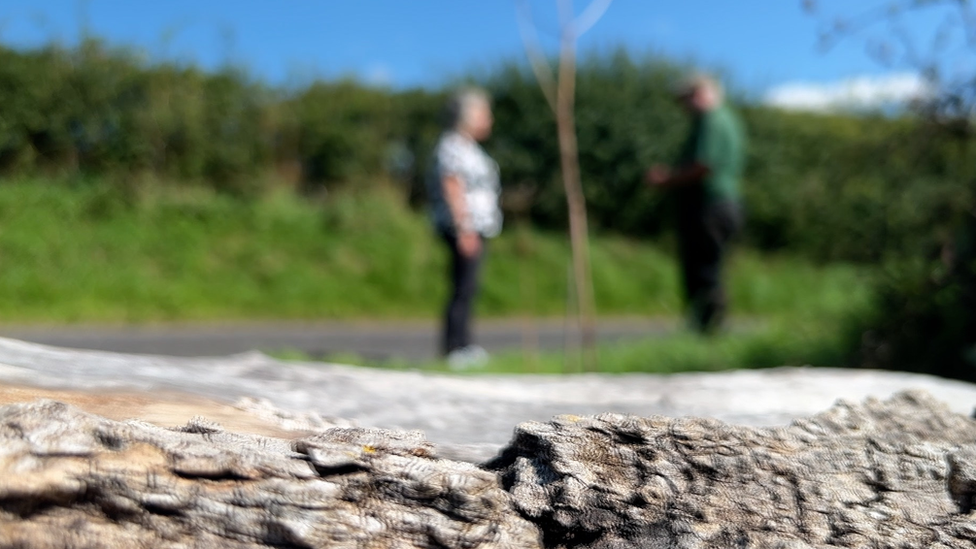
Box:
[892,23,923,68]
[557,0,574,33]
[812,0,974,83]
[815,0,959,51]
[558,0,578,110]
[957,1,976,50]
[930,12,958,55]
[808,0,976,132]
[816,2,898,51]
[517,0,600,370]
[516,0,558,113]
[571,0,614,38]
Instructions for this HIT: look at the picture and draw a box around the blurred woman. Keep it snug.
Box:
[426,88,502,367]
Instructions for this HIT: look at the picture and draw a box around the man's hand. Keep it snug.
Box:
[645,164,671,188]
[458,231,482,258]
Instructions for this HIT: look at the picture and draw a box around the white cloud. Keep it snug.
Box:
[763,73,932,112]
[364,63,393,87]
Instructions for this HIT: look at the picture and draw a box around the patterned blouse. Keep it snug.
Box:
[426,131,503,238]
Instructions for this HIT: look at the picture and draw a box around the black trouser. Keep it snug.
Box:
[676,197,743,334]
[440,231,484,355]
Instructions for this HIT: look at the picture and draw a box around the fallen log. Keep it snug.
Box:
[487,391,976,548]
[0,400,541,549]
[5,392,976,548]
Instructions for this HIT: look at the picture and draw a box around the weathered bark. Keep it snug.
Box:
[0,400,542,549]
[8,392,976,548]
[486,391,976,548]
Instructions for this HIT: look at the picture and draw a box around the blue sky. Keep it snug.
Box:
[0,1,962,108]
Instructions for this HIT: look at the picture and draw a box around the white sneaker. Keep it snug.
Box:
[447,345,490,370]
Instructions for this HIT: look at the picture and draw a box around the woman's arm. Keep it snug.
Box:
[442,174,482,257]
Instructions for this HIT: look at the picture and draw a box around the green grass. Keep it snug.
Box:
[270,314,855,375]
[0,177,871,329]
[464,320,850,374]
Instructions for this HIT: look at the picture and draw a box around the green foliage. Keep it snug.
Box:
[450,320,850,375]
[743,111,974,262]
[0,40,271,191]
[2,39,971,267]
[4,36,973,380]
[274,315,855,376]
[0,178,868,323]
[288,81,395,186]
[0,39,442,197]
[479,51,976,269]
[844,206,976,382]
[479,52,974,270]
[483,50,686,235]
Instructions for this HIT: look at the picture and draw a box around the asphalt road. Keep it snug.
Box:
[0,318,679,361]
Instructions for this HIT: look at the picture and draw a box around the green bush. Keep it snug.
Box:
[843,202,976,381]
[2,38,974,273]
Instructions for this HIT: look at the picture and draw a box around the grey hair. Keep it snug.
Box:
[444,87,491,130]
[674,73,724,104]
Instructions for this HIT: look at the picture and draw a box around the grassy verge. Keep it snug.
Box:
[0,178,871,329]
[273,313,857,375]
[455,319,851,374]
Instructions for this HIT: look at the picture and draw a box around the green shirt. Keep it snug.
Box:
[678,105,746,204]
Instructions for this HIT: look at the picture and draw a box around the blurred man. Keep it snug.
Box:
[646,74,746,334]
